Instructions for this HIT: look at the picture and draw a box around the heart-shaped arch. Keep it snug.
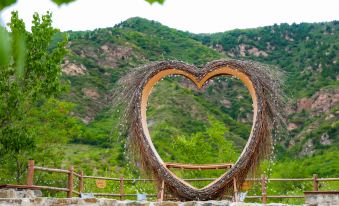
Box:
[125,60,283,200]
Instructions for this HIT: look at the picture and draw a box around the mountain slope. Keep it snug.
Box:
[191,21,339,157]
[192,21,338,97]
[62,18,338,161]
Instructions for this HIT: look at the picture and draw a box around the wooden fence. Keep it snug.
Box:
[0,160,338,203]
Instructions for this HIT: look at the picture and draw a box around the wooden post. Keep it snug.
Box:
[313,174,319,191]
[261,174,267,204]
[78,171,84,196]
[27,160,35,186]
[67,166,74,198]
[157,180,165,202]
[233,177,238,202]
[120,176,124,200]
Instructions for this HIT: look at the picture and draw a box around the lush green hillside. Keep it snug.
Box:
[193,22,338,90]
[62,18,338,161]
[191,21,339,158]
[1,17,338,202]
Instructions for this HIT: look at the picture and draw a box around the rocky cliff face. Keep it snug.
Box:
[295,89,339,114]
[285,88,339,157]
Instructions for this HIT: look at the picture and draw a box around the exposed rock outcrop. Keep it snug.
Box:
[221,99,232,108]
[320,133,331,145]
[70,43,133,69]
[99,44,133,68]
[62,61,87,76]
[239,44,268,57]
[295,89,339,114]
[287,123,298,131]
[299,139,315,157]
[83,88,100,100]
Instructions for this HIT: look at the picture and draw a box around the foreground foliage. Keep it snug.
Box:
[0,11,69,182]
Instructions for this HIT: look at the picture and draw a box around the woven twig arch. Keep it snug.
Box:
[122,60,284,200]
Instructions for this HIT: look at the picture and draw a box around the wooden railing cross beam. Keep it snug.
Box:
[6,160,337,201]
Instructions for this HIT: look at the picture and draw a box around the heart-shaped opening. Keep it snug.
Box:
[146,74,253,189]
[138,65,258,193]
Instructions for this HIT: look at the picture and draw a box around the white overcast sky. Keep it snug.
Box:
[1,0,338,33]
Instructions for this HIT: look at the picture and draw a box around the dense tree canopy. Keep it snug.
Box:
[0,11,68,182]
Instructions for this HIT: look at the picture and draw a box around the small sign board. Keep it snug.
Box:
[96,179,107,188]
[241,181,251,190]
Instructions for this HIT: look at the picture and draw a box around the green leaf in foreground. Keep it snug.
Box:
[145,0,165,4]
[51,0,76,6]
[0,0,16,10]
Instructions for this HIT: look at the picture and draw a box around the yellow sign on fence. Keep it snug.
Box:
[96,179,106,188]
[241,181,251,190]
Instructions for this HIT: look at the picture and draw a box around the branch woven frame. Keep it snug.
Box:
[118,60,285,201]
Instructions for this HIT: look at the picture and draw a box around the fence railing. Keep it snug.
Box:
[0,160,338,203]
[243,174,339,203]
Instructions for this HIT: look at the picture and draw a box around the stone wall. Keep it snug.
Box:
[0,198,293,206]
[0,189,293,206]
[304,191,339,206]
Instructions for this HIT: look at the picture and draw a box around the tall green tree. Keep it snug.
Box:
[0,11,67,183]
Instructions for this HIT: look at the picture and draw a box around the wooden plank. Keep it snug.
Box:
[267,195,304,198]
[318,178,339,181]
[72,190,80,195]
[83,176,120,181]
[0,184,69,192]
[32,185,69,192]
[165,162,233,170]
[123,178,155,182]
[304,191,339,194]
[34,166,69,174]
[247,195,304,199]
[73,172,81,178]
[269,178,313,181]
[246,178,313,181]
[184,178,216,181]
